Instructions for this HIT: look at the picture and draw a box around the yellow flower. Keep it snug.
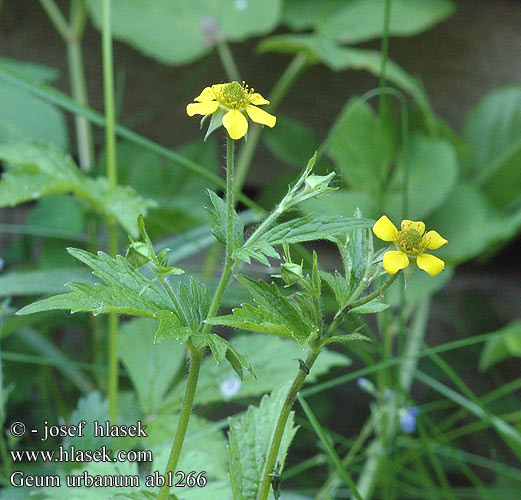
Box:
[373,216,448,277]
[186,81,276,140]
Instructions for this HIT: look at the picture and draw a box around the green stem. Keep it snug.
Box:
[102,0,119,423]
[41,0,93,171]
[298,394,364,500]
[378,0,392,118]
[234,52,309,194]
[216,40,241,82]
[356,297,430,499]
[67,0,94,172]
[201,136,236,328]
[40,0,70,40]
[257,273,399,500]
[102,0,117,190]
[157,137,236,499]
[157,344,203,500]
[316,417,375,500]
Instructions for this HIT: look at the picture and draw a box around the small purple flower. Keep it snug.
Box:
[400,407,420,434]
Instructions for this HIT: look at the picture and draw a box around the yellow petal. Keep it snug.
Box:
[383,251,409,274]
[401,219,425,235]
[186,101,219,117]
[250,93,270,105]
[246,105,276,128]
[222,109,248,140]
[373,215,398,242]
[424,230,448,250]
[194,86,215,102]
[417,253,445,276]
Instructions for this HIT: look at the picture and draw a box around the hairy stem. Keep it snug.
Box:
[157,137,236,499]
[157,344,203,500]
[101,0,119,422]
[257,273,399,500]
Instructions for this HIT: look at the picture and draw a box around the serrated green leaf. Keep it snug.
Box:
[228,383,297,500]
[234,241,280,267]
[258,214,373,246]
[207,275,320,348]
[0,142,156,236]
[119,318,187,414]
[320,271,350,308]
[206,190,244,248]
[17,249,183,345]
[175,277,211,331]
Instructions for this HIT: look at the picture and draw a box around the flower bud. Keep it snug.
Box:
[126,241,154,269]
[280,262,303,286]
[303,172,335,193]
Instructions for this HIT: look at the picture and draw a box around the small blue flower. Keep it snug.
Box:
[400,407,420,434]
[357,377,376,395]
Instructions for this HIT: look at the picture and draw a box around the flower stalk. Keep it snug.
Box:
[256,273,400,500]
[157,136,237,499]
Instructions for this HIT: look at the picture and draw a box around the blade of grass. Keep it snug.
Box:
[302,331,502,397]
[415,370,521,458]
[297,394,365,500]
[16,328,93,393]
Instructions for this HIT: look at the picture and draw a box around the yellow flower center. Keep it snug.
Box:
[397,228,426,256]
[214,81,255,110]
